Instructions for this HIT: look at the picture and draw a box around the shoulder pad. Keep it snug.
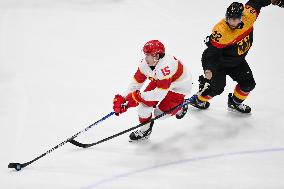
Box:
[211,19,233,48]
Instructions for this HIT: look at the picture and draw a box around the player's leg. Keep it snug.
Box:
[228,61,256,113]
[129,80,158,142]
[130,90,186,141]
[156,91,187,119]
[129,103,156,142]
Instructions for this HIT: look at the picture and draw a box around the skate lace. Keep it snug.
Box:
[134,130,145,137]
[237,103,247,111]
[198,101,207,108]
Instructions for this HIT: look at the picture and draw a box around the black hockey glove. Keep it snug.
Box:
[198,75,211,96]
[273,0,284,7]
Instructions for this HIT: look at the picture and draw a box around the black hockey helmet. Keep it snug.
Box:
[226,2,244,19]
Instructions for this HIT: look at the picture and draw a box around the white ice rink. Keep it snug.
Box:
[1,0,284,188]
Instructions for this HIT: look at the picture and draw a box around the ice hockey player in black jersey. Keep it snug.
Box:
[190,0,283,113]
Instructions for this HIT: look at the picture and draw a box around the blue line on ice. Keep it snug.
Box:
[82,147,284,189]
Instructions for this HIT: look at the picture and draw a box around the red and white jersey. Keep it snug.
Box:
[124,54,192,102]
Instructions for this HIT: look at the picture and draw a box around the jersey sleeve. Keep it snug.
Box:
[246,0,271,13]
[123,66,147,97]
[202,37,223,71]
[133,67,147,84]
[200,23,225,71]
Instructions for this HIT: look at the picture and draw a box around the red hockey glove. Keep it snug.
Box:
[126,90,157,107]
[125,91,140,108]
[113,94,127,116]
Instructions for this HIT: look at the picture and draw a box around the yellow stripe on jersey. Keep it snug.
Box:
[211,5,258,47]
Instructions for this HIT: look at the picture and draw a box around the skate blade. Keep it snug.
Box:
[129,135,150,143]
[189,102,209,110]
[176,112,187,119]
[227,107,251,115]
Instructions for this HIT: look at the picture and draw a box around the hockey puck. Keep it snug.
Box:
[15,164,22,171]
[8,163,22,171]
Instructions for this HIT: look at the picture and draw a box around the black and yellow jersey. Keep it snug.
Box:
[202,0,271,70]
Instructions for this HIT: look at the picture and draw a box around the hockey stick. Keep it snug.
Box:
[8,111,115,171]
[69,95,197,148]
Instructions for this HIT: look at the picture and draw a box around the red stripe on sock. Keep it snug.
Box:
[139,115,152,123]
[235,84,249,96]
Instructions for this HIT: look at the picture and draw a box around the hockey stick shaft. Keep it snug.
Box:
[8,111,115,171]
[69,95,197,148]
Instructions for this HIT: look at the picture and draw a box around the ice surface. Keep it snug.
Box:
[1,0,284,188]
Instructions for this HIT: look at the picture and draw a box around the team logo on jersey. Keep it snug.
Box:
[237,35,251,55]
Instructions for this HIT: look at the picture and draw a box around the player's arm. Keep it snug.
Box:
[202,41,222,71]
[123,67,147,96]
[201,36,223,79]
[140,78,170,102]
[271,0,284,7]
[118,72,170,111]
[246,0,271,12]
[113,67,147,115]
[247,0,284,10]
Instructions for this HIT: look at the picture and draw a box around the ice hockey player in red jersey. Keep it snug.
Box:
[113,40,192,141]
[190,0,283,113]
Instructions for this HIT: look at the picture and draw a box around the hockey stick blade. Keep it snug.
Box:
[69,95,197,148]
[69,139,89,148]
[8,162,26,171]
